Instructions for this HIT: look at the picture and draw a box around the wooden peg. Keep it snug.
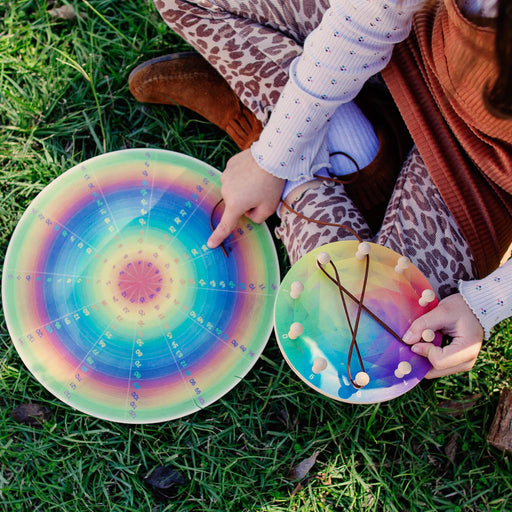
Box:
[397,361,412,375]
[316,251,330,267]
[418,288,436,307]
[355,241,371,260]
[421,328,435,343]
[288,322,304,340]
[355,371,370,387]
[290,281,304,299]
[394,255,411,274]
[312,357,328,374]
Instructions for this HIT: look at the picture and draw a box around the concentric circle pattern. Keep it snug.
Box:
[2,149,280,423]
[274,241,441,404]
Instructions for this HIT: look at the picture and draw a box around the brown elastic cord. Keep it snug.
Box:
[318,265,405,344]
[281,199,362,237]
[322,150,360,185]
[208,151,358,257]
[281,178,408,388]
[324,260,368,388]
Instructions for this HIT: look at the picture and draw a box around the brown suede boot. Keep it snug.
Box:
[129,52,263,150]
[342,82,413,233]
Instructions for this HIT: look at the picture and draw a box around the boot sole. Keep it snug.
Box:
[128,51,200,83]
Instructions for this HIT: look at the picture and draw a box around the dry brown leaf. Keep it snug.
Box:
[144,466,185,500]
[11,403,52,426]
[48,5,80,20]
[288,450,320,480]
[444,432,460,464]
[290,470,330,496]
[438,394,482,416]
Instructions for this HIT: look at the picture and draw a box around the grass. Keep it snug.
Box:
[1,1,511,511]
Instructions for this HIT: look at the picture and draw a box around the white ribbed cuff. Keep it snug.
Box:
[458,259,512,339]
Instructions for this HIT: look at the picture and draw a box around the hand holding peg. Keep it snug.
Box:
[421,328,436,342]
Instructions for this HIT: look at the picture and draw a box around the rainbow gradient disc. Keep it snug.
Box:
[2,149,279,423]
[274,241,441,403]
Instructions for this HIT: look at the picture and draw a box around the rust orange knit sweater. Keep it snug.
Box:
[383,0,512,278]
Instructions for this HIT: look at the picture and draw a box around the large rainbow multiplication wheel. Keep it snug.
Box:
[274,241,441,403]
[2,149,279,423]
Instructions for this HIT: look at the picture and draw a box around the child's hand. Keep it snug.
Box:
[402,293,484,378]
[207,149,285,248]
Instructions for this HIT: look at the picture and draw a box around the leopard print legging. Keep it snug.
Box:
[275,147,476,298]
[154,0,329,120]
[154,0,477,297]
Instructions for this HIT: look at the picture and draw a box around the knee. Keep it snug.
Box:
[154,0,189,23]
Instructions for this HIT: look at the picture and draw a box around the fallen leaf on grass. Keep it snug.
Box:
[144,466,186,500]
[438,394,482,416]
[288,450,320,480]
[444,432,460,464]
[291,471,332,496]
[288,454,328,498]
[11,403,52,426]
[47,5,82,20]
[288,450,321,496]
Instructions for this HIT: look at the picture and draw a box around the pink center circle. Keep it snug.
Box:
[117,260,163,303]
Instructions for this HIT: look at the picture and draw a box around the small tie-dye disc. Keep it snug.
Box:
[274,241,441,403]
[2,149,280,423]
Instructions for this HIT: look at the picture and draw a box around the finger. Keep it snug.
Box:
[207,208,241,249]
[411,338,481,371]
[245,210,265,225]
[245,204,275,225]
[424,359,476,379]
[402,306,452,344]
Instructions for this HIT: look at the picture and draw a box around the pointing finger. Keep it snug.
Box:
[207,207,242,249]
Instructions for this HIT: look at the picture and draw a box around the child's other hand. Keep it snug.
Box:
[402,293,484,378]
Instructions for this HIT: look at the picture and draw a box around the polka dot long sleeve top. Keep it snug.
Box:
[459,259,512,339]
[251,0,509,338]
[251,0,424,181]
